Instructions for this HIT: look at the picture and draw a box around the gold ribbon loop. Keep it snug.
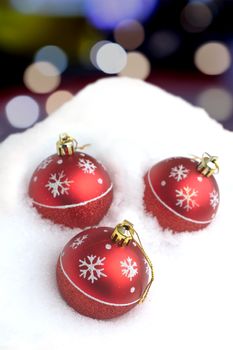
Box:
[56,133,90,156]
[111,220,154,303]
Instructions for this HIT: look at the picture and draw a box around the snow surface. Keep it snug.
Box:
[1,77,233,350]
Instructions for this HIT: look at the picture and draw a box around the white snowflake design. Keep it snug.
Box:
[210,190,219,209]
[169,164,189,182]
[70,235,88,249]
[79,255,107,284]
[78,158,97,175]
[37,157,53,170]
[175,186,199,211]
[120,257,138,281]
[144,258,150,276]
[45,171,74,198]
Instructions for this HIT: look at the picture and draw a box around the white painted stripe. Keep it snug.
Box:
[147,170,212,225]
[32,183,113,209]
[59,255,139,307]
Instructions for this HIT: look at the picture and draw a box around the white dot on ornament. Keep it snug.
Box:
[97,178,103,184]
[197,176,203,182]
[132,242,137,247]
[104,229,108,232]
[33,176,38,182]
[80,153,85,157]
[57,159,63,165]
[5,95,40,129]
[130,287,135,293]
[161,180,166,186]
[105,244,112,250]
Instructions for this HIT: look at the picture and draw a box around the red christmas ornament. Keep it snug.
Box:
[28,133,113,228]
[56,220,154,319]
[144,154,219,233]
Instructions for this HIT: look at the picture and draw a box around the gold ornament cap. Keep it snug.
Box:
[197,152,219,177]
[111,220,135,246]
[56,133,90,156]
[111,220,154,303]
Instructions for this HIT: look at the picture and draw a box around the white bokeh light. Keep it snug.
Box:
[96,42,127,74]
[5,95,40,129]
[194,42,231,75]
[90,40,110,69]
[34,45,68,74]
[197,88,233,121]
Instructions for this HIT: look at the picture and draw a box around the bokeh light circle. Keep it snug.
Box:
[46,90,74,114]
[197,88,233,121]
[148,30,180,58]
[5,95,39,129]
[181,1,213,33]
[96,43,127,74]
[85,0,158,29]
[34,45,68,74]
[194,42,231,75]
[114,19,145,50]
[119,52,151,80]
[24,62,61,93]
[90,40,110,69]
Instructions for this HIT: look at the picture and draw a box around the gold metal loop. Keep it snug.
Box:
[56,133,90,156]
[196,152,219,177]
[111,220,154,303]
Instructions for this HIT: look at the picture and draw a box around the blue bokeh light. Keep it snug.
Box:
[84,0,159,29]
[11,0,84,16]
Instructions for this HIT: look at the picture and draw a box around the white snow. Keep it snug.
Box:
[0,77,233,350]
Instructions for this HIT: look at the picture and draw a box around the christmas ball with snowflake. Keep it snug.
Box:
[56,220,153,319]
[28,133,113,228]
[144,154,220,233]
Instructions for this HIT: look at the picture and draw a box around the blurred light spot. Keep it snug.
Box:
[96,43,127,74]
[197,88,233,121]
[5,96,39,129]
[181,1,213,33]
[46,90,73,114]
[34,46,68,74]
[119,52,151,80]
[90,40,110,69]
[10,0,84,16]
[24,62,61,94]
[114,19,145,50]
[85,0,158,29]
[148,30,180,58]
[194,42,231,75]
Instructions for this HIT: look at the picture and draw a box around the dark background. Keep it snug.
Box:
[0,0,232,142]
